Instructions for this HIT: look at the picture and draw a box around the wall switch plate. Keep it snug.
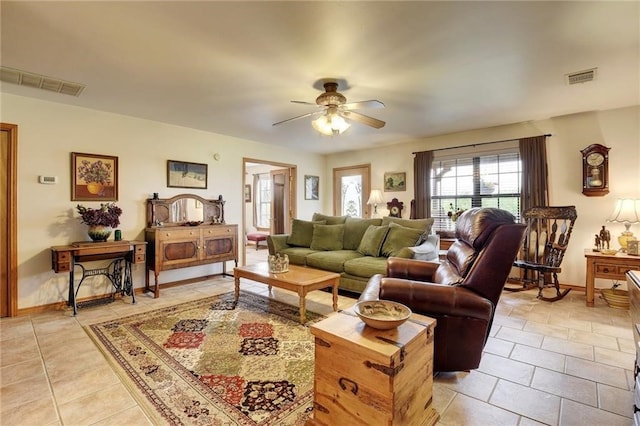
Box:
[39,175,58,184]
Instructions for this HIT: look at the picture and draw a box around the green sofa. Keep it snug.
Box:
[267,213,438,294]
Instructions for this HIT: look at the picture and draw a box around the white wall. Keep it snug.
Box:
[4,91,638,310]
[2,93,324,310]
[326,106,640,290]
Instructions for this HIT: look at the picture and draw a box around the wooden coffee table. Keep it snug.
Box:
[233,262,340,323]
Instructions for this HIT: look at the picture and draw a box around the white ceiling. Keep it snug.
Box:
[1,1,638,154]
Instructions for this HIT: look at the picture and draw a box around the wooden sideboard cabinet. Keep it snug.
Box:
[145,224,237,298]
[144,194,237,298]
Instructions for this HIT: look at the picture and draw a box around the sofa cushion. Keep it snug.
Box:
[343,217,383,250]
[278,247,319,266]
[357,225,389,257]
[287,219,326,247]
[310,224,345,251]
[312,213,348,225]
[306,250,363,273]
[343,256,388,278]
[380,222,423,257]
[382,216,434,232]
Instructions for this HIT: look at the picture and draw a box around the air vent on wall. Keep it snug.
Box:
[0,66,85,97]
[565,68,597,85]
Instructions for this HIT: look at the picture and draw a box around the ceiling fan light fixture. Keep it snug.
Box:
[312,112,350,136]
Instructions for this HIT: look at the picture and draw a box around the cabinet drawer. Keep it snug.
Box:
[157,229,199,241]
[135,245,145,254]
[595,263,626,278]
[55,262,71,272]
[56,252,71,261]
[134,254,146,263]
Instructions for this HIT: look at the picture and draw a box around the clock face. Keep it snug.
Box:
[391,206,399,215]
[586,153,604,166]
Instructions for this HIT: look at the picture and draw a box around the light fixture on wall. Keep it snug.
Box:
[312,107,350,136]
[367,189,384,215]
[607,198,640,251]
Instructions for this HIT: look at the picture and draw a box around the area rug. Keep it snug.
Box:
[85,291,323,425]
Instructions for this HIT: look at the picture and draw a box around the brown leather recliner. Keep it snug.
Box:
[360,208,526,372]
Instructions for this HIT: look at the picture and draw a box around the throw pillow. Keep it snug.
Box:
[287,219,326,247]
[311,212,348,225]
[310,224,345,251]
[382,216,435,245]
[380,222,423,257]
[357,225,389,257]
[343,217,383,250]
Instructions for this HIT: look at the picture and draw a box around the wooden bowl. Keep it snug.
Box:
[353,300,412,330]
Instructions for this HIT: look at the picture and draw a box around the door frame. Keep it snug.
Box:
[1,123,18,317]
[332,163,372,218]
[242,158,297,266]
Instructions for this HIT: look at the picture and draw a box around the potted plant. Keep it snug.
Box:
[76,203,122,241]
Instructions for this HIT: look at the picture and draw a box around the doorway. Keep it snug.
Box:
[332,164,372,218]
[243,158,296,266]
[1,123,18,317]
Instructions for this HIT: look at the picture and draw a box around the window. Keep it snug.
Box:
[256,174,271,229]
[430,147,521,231]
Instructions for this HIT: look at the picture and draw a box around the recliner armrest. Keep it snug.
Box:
[378,278,493,321]
[387,257,440,281]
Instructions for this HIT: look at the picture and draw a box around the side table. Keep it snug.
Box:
[307,311,439,426]
[584,249,640,307]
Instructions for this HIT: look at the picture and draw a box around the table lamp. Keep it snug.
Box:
[607,198,640,252]
[367,189,384,216]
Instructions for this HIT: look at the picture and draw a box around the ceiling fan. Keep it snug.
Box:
[272,81,385,135]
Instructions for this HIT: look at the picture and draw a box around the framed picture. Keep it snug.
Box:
[305,175,319,200]
[71,152,118,201]
[167,160,208,189]
[244,184,252,202]
[384,171,406,192]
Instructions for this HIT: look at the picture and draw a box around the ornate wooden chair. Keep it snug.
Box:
[507,206,578,302]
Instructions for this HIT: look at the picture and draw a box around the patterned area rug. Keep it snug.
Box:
[85,291,323,425]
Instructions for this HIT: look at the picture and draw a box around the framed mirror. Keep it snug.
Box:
[146,194,225,227]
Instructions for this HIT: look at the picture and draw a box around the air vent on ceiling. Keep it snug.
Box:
[0,66,85,97]
[565,68,597,85]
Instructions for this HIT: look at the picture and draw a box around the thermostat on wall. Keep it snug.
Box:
[39,175,58,184]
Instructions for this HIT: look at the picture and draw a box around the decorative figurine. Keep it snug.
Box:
[594,234,601,251]
[599,225,611,250]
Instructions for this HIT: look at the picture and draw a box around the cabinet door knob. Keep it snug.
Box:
[603,267,610,273]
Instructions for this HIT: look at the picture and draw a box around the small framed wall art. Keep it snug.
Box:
[167,160,208,189]
[71,152,118,201]
[305,175,319,200]
[384,172,406,192]
[244,184,252,202]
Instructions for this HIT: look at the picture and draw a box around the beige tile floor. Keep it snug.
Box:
[1,246,635,425]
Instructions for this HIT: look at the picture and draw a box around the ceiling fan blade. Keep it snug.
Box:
[341,110,386,129]
[272,111,319,126]
[342,100,385,110]
[291,100,318,106]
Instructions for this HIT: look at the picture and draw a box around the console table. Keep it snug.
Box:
[584,249,640,307]
[51,240,146,315]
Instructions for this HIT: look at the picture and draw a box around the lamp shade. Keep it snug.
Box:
[607,199,640,224]
[607,198,640,251]
[367,189,384,205]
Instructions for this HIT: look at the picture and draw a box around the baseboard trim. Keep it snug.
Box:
[16,275,233,316]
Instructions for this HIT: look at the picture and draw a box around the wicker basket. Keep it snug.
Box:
[600,288,629,310]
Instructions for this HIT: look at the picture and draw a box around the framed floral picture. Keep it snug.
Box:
[71,152,118,201]
[167,160,208,189]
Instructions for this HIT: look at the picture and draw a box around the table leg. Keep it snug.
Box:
[332,280,338,312]
[68,260,78,316]
[586,257,595,307]
[234,274,240,302]
[299,288,307,324]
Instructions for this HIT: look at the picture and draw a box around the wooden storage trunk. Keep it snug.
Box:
[308,311,438,426]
